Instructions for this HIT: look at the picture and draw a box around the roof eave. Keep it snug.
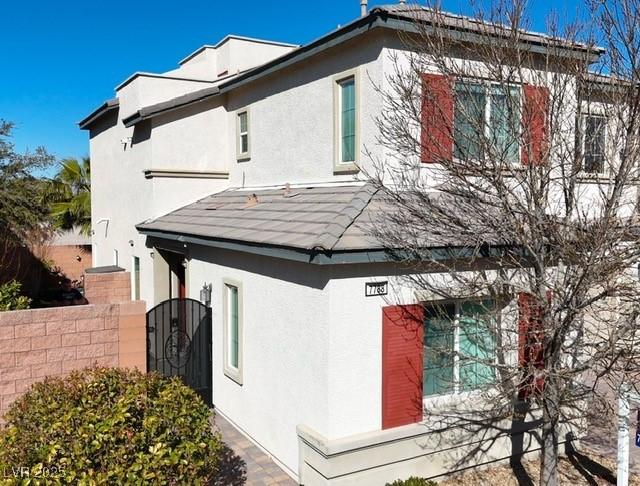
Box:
[120,8,605,128]
[78,99,119,130]
[137,227,516,265]
[122,86,221,127]
[375,9,604,62]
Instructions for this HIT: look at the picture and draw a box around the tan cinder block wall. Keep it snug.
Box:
[84,271,132,304]
[0,301,146,412]
[36,245,92,283]
[117,301,146,370]
[50,245,92,282]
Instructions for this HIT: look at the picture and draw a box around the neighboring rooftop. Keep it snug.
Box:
[49,228,92,247]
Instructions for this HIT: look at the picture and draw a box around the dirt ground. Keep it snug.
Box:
[438,446,640,485]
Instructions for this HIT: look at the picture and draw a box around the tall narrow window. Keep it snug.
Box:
[236,110,250,160]
[113,249,119,266]
[340,78,356,162]
[423,300,495,397]
[582,114,606,174]
[132,256,140,300]
[223,279,243,384]
[334,72,358,171]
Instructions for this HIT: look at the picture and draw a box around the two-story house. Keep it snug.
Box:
[79,4,612,484]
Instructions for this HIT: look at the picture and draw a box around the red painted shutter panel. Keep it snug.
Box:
[518,292,550,398]
[382,304,424,429]
[522,85,550,165]
[421,74,454,163]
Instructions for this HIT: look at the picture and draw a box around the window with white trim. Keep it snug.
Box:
[236,110,250,160]
[223,279,243,384]
[423,300,496,396]
[454,81,521,163]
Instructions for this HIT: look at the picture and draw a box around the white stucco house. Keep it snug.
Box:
[79,4,616,484]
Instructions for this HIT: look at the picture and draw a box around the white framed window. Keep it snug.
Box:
[334,70,359,173]
[236,109,250,160]
[223,278,243,384]
[453,81,521,164]
[423,300,496,397]
[131,256,140,300]
[580,113,607,175]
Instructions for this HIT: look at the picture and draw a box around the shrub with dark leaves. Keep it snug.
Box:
[0,367,221,484]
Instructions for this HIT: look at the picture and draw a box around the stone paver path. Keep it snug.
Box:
[213,413,298,485]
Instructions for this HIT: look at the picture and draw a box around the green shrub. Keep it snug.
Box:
[0,280,30,311]
[0,367,221,484]
[386,477,438,486]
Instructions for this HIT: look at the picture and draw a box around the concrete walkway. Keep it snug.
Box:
[212,413,298,486]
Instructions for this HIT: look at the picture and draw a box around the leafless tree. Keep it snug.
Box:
[365,1,640,484]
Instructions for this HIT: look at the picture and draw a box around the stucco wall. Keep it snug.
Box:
[225,32,385,187]
[186,247,332,477]
[88,29,389,312]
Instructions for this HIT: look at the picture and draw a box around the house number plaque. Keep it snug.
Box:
[365,281,388,297]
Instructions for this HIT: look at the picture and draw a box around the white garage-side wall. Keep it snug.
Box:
[186,247,333,477]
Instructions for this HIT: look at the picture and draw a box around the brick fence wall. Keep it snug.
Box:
[84,271,131,304]
[0,301,146,412]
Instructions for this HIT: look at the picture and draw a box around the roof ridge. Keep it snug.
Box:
[311,183,378,251]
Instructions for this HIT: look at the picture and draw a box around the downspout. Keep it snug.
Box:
[95,218,110,238]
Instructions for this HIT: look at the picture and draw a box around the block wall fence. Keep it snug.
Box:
[84,270,132,304]
[0,271,146,413]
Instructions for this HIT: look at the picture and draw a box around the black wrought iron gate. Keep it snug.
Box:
[146,298,212,406]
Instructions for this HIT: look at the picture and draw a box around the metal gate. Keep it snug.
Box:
[146,298,212,406]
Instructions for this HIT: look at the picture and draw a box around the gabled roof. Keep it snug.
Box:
[136,183,378,253]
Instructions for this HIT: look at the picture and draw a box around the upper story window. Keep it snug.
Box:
[334,70,359,173]
[454,81,521,163]
[236,109,250,161]
[582,114,606,175]
[423,300,495,397]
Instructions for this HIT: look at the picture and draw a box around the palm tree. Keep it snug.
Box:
[44,157,91,236]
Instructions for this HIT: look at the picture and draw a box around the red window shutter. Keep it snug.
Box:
[381,304,424,429]
[421,74,454,163]
[518,292,550,398]
[522,85,550,165]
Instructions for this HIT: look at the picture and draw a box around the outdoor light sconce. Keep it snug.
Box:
[200,283,212,307]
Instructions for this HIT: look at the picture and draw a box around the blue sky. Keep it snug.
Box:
[1,0,580,173]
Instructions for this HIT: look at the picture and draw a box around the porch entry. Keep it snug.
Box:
[146,298,212,405]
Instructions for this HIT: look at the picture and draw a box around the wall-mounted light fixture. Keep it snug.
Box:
[200,283,212,307]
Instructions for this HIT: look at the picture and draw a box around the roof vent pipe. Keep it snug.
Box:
[360,0,367,17]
